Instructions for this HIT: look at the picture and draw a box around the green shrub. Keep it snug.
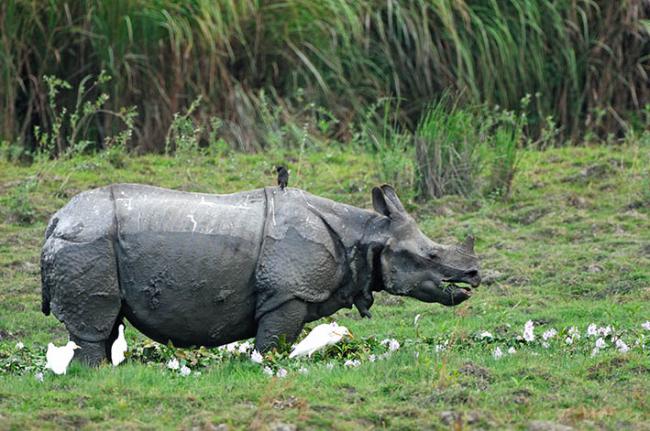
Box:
[165,96,203,159]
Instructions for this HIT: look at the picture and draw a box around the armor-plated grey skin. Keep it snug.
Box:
[41,184,481,365]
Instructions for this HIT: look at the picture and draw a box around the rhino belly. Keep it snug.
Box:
[117,231,258,347]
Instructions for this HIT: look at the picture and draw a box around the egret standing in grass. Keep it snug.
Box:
[289,322,352,359]
[45,341,80,375]
[111,324,127,366]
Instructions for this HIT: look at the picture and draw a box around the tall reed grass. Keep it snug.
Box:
[1,0,648,154]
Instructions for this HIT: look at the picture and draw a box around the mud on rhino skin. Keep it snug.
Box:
[41,183,481,365]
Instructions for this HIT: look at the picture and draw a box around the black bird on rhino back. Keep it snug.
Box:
[41,183,481,365]
[276,166,289,190]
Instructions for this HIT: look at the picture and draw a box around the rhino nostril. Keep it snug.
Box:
[466,270,479,278]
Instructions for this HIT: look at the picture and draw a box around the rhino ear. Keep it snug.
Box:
[372,185,406,220]
[380,185,406,213]
[462,235,475,253]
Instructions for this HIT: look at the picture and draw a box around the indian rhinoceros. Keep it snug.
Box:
[41,184,481,365]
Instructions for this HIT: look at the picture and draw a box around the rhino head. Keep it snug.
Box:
[372,185,481,306]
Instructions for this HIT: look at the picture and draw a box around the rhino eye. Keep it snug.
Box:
[427,252,438,261]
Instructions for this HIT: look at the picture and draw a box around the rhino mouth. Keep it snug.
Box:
[439,281,474,296]
[440,281,474,297]
[412,280,473,306]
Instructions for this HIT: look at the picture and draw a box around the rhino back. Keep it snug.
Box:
[112,184,266,346]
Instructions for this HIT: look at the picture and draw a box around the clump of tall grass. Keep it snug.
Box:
[1,0,647,154]
[415,98,526,200]
[415,100,483,199]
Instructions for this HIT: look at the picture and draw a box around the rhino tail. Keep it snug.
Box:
[40,216,59,315]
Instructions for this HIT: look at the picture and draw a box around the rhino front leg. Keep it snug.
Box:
[255,299,308,352]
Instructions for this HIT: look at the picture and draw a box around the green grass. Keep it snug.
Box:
[1,143,649,429]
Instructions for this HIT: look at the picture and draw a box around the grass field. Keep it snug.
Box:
[1,142,649,430]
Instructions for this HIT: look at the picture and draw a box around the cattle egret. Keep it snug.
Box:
[45,341,80,375]
[111,324,127,366]
[289,322,352,359]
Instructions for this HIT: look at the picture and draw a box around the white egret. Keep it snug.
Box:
[45,341,80,375]
[111,324,127,366]
[289,322,352,359]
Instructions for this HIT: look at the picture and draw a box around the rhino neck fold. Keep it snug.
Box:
[359,216,391,292]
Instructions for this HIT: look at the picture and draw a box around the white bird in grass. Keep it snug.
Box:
[289,322,352,359]
[111,324,127,366]
[45,341,80,375]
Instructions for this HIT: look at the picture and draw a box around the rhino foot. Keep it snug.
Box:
[69,335,109,366]
[255,299,308,352]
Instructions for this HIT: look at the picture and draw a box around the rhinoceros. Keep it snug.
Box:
[41,184,480,365]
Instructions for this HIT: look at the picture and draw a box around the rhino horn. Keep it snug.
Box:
[461,235,475,253]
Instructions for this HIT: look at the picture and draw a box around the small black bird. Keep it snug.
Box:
[276,166,289,190]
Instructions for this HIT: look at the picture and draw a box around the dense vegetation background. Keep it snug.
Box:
[1,0,649,157]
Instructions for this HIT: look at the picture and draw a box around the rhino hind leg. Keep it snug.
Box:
[255,299,308,352]
[42,235,122,366]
